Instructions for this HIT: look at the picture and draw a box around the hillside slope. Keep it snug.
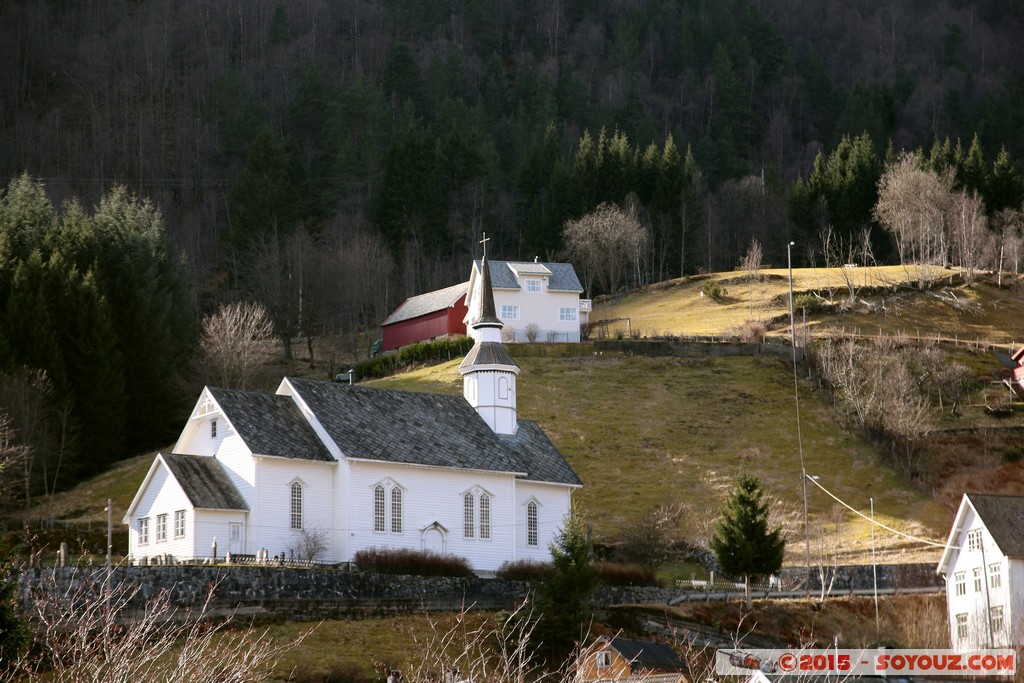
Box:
[370,354,948,565]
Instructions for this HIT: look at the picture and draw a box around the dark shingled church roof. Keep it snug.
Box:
[967,493,1024,558]
[286,378,581,485]
[208,387,334,462]
[161,453,248,511]
[473,252,503,327]
[459,340,518,371]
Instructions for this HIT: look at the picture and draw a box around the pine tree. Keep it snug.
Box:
[711,474,785,606]
[531,508,598,667]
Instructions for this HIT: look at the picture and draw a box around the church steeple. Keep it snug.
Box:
[459,233,520,435]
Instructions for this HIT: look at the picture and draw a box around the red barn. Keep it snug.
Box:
[381,281,469,351]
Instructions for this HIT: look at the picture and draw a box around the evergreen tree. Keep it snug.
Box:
[89,188,196,455]
[229,125,301,256]
[711,474,785,606]
[986,146,1024,214]
[531,508,598,667]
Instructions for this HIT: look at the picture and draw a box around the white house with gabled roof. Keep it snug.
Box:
[937,493,1024,649]
[123,250,581,571]
[464,259,589,343]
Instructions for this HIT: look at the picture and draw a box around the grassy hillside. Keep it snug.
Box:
[594,266,1024,346]
[369,354,947,565]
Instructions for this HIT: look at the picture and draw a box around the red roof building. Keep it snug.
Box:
[381,281,469,351]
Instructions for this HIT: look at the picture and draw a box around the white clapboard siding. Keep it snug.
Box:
[346,461,564,571]
[488,287,581,343]
[128,462,195,561]
[193,509,248,560]
[513,481,574,563]
[252,457,336,559]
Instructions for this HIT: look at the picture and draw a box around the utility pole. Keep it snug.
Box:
[788,241,811,591]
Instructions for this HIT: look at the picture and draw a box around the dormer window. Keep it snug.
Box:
[211,419,217,438]
[525,279,541,293]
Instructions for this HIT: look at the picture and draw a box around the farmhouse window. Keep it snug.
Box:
[596,651,612,668]
[139,517,150,545]
[290,481,303,530]
[973,567,983,593]
[174,510,186,539]
[500,305,520,320]
[527,501,538,547]
[558,307,577,322]
[989,563,1001,589]
[953,572,965,596]
[991,606,1004,636]
[967,529,982,551]
[156,513,167,543]
[479,493,491,540]
[374,485,386,532]
[464,492,475,539]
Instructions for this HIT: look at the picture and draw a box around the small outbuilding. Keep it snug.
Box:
[381,281,469,351]
[579,636,689,683]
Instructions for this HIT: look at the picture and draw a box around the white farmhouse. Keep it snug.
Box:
[463,259,590,343]
[937,493,1024,649]
[123,252,581,571]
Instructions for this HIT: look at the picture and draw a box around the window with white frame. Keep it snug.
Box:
[374,485,386,533]
[463,490,492,541]
[956,613,968,639]
[527,501,538,547]
[211,419,217,438]
[991,606,1004,635]
[156,513,167,543]
[139,517,150,546]
[953,571,966,596]
[373,480,404,535]
[967,528,982,550]
[558,307,577,322]
[973,567,983,592]
[174,510,186,539]
[479,493,491,540]
[989,562,1001,589]
[596,651,612,668]
[290,481,303,530]
[390,487,403,534]
[500,304,520,320]
[525,279,541,293]
[464,492,475,539]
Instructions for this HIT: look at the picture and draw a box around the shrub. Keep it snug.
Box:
[793,293,826,314]
[353,337,473,380]
[1004,446,1023,463]
[700,281,725,301]
[352,548,473,577]
[524,323,540,342]
[496,559,553,582]
[595,561,661,587]
[736,320,767,343]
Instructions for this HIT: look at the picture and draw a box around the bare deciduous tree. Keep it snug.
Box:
[291,526,329,562]
[5,571,309,682]
[563,200,649,297]
[874,154,954,286]
[949,190,988,284]
[200,301,274,389]
[617,502,687,573]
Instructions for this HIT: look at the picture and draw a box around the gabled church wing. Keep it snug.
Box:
[123,452,247,523]
[203,387,334,462]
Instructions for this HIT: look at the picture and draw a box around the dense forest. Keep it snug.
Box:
[2,0,1024,498]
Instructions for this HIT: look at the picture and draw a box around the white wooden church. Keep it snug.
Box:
[123,250,582,571]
